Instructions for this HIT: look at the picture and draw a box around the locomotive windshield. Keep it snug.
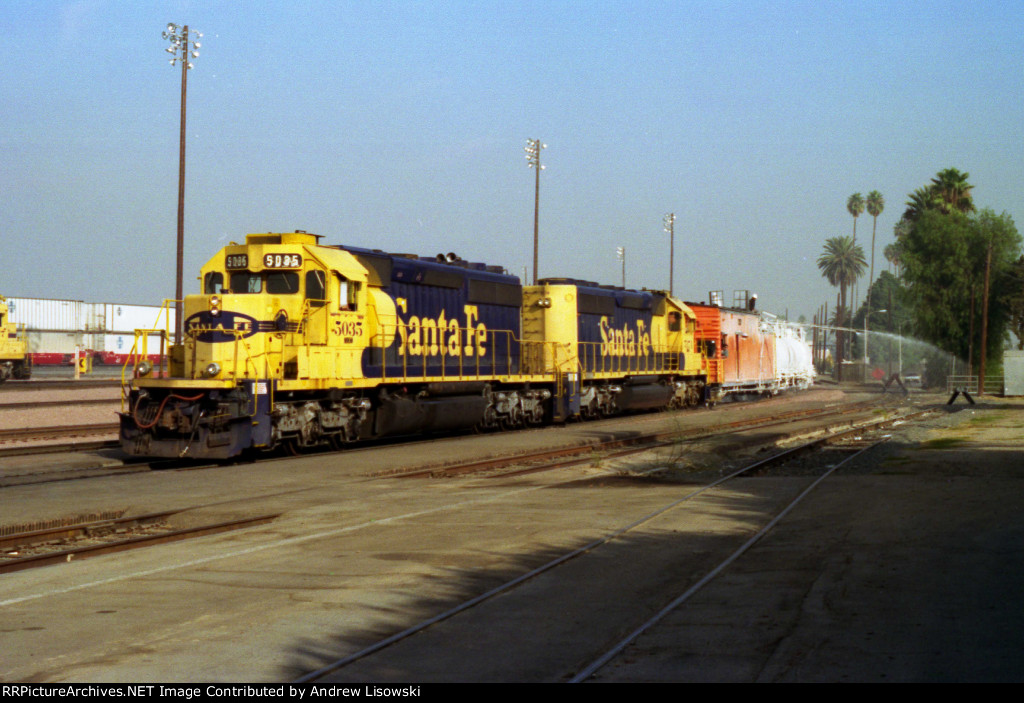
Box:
[219,271,300,295]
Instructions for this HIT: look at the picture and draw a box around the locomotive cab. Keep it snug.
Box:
[122,231,382,458]
[182,231,372,383]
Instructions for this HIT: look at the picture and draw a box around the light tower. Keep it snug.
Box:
[663,212,676,296]
[524,139,545,284]
[162,23,202,345]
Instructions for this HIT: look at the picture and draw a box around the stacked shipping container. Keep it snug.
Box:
[3,297,176,364]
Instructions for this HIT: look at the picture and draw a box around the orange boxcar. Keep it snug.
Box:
[688,302,777,400]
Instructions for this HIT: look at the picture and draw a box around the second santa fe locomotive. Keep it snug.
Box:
[120,231,708,459]
[0,296,31,382]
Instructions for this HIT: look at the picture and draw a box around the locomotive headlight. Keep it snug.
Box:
[209,295,221,317]
[536,298,552,308]
[136,360,153,377]
[204,362,221,378]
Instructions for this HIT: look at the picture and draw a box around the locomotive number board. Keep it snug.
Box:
[263,253,303,269]
[225,254,249,269]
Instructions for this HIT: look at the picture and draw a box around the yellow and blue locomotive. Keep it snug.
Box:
[0,296,31,382]
[120,231,706,459]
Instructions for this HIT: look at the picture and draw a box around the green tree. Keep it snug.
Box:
[851,271,919,374]
[818,235,867,368]
[1006,256,1024,350]
[900,208,1021,366]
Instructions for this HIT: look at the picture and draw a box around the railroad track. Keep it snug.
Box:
[0,398,121,410]
[0,423,119,443]
[389,396,903,479]
[0,391,947,681]
[0,393,890,485]
[1,378,121,391]
[0,509,280,574]
[295,405,929,683]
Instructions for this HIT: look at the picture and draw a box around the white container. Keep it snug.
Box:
[6,297,83,332]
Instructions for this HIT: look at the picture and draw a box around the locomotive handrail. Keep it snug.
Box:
[119,299,178,396]
[120,327,170,410]
[575,341,684,377]
[366,320,521,383]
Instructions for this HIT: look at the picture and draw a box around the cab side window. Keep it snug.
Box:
[306,270,326,307]
[336,275,359,311]
[204,272,225,294]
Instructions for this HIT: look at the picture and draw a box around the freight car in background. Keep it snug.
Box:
[2,297,174,366]
[119,231,712,459]
[689,290,814,401]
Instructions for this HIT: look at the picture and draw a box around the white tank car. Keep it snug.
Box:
[768,318,815,390]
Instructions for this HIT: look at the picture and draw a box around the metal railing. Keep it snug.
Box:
[365,326,522,381]
[577,341,685,376]
[946,375,1004,395]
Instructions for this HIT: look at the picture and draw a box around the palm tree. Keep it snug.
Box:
[847,193,865,241]
[903,186,941,222]
[818,235,867,371]
[847,193,866,306]
[930,167,975,214]
[884,242,902,277]
[865,190,884,303]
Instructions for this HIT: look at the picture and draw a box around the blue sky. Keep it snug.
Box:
[3,0,1023,321]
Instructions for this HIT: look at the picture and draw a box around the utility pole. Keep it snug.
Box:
[979,241,993,395]
[616,247,626,287]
